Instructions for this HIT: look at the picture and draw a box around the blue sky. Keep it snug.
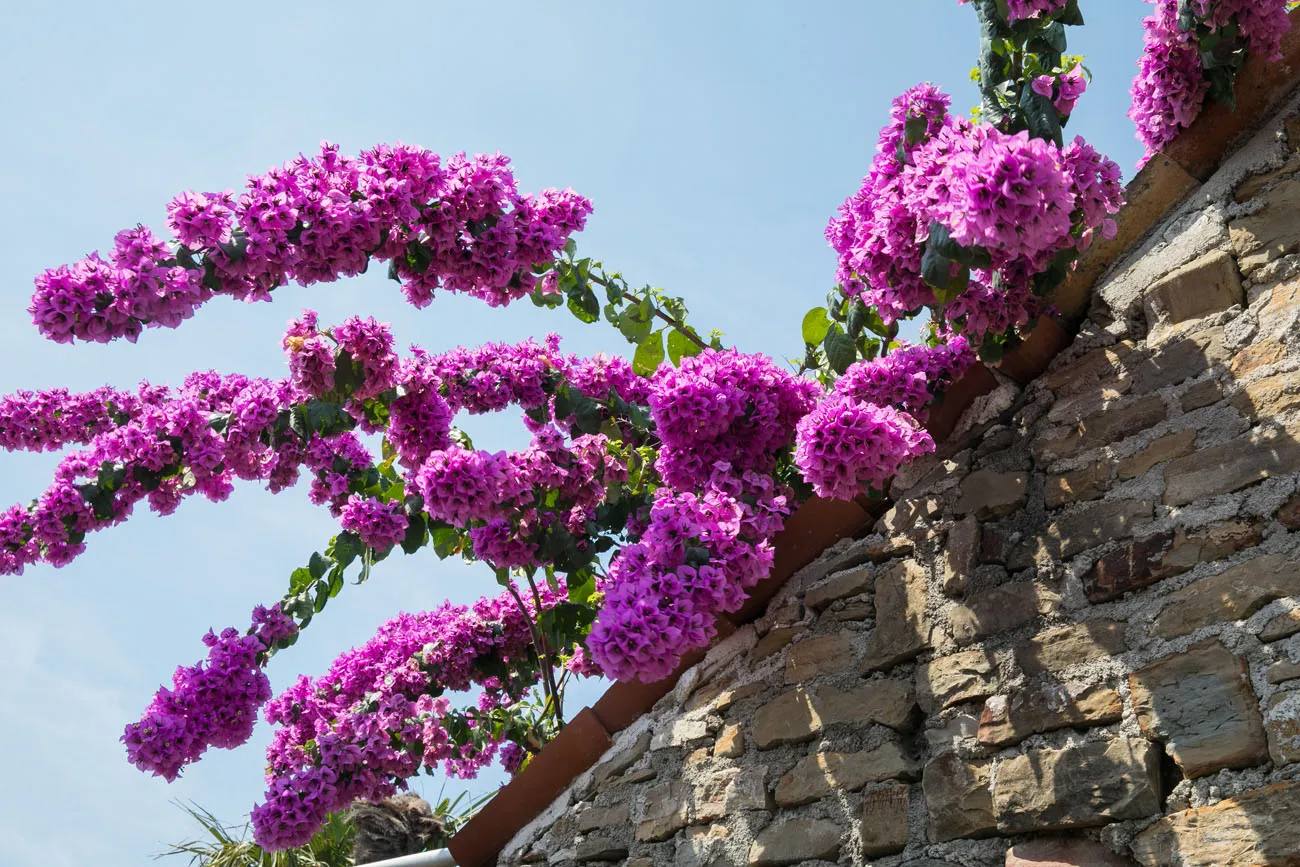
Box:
[0,2,1148,864]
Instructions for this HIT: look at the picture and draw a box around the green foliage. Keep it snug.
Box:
[158,803,355,867]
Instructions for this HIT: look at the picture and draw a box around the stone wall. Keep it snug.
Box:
[492,97,1300,867]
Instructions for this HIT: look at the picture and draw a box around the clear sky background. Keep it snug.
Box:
[0,3,1149,865]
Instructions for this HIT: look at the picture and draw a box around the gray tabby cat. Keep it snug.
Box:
[349,794,447,864]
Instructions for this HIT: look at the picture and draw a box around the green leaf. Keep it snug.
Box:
[845,298,871,338]
[801,307,832,346]
[1019,84,1063,147]
[400,512,429,555]
[1059,0,1084,26]
[308,551,331,580]
[632,330,665,376]
[566,284,600,323]
[567,569,597,605]
[667,329,702,364]
[904,114,929,146]
[431,526,460,559]
[822,324,857,375]
[289,566,314,594]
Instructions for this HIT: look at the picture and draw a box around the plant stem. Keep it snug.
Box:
[580,268,710,350]
[504,582,555,717]
[523,573,565,728]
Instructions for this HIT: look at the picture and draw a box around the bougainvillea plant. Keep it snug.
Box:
[1130,0,1296,165]
[2,0,1287,851]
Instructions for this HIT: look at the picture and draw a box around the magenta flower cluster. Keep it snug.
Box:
[122,605,296,781]
[1129,0,1292,164]
[648,350,822,489]
[957,0,1069,21]
[827,83,1123,336]
[587,467,790,682]
[253,583,564,849]
[29,142,591,345]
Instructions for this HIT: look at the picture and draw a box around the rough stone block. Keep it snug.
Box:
[1268,659,1300,684]
[1006,839,1139,867]
[748,818,841,867]
[805,567,872,610]
[956,469,1029,518]
[1130,781,1300,867]
[1085,521,1261,603]
[1232,371,1300,421]
[977,681,1123,747]
[877,496,940,535]
[785,631,857,683]
[578,803,630,832]
[724,766,771,812]
[943,515,980,598]
[1164,424,1300,506]
[922,752,996,842]
[992,738,1162,832]
[753,626,799,662]
[1128,640,1269,777]
[863,560,931,670]
[1130,326,1230,393]
[573,837,626,862]
[1046,463,1113,509]
[636,780,691,841]
[1266,691,1300,766]
[1081,396,1168,449]
[1039,499,1153,561]
[1261,608,1300,642]
[917,648,999,713]
[950,582,1041,645]
[1117,429,1197,480]
[712,680,763,712]
[1152,550,1300,639]
[775,741,917,806]
[1179,378,1223,412]
[650,718,710,752]
[1278,494,1300,530]
[753,680,916,749]
[714,723,743,759]
[860,782,910,857]
[592,731,651,788]
[1230,338,1287,378]
[1230,175,1300,274]
[1018,620,1127,674]
[1143,249,1243,337]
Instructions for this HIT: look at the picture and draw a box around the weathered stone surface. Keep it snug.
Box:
[1046,463,1113,509]
[1006,839,1138,867]
[922,752,996,842]
[714,723,743,759]
[816,680,917,731]
[1231,338,1287,378]
[916,649,998,713]
[943,515,980,597]
[637,780,691,841]
[956,469,1029,518]
[1130,326,1230,392]
[1231,175,1300,273]
[1038,499,1153,560]
[1018,620,1127,674]
[1164,424,1300,506]
[950,582,1040,646]
[775,742,917,806]
[573,837,626,861]
[578,803,630,832]
[860,782,910,857]
[1144,249,1243,337]
[1152,551,1300,639]
[712,680,763,712]
[650,718,710,751]
[1234,153,1300,202]
[1036,396,1169,465]
[592,731,651,787]
[753,680,916,749]
[863,560,931,670]
[977,681,1123,747]
[1267,691,1300,765]
[1261,608,1300,642]
[992,738,1162,832]
[1043,343,1134,396]
[878,497,940,535]
[1232,370,1300,420]
[691,767,740,824]
[805,567,872,610]
[724,766,771,811]
[748,818,841,867]
[1279,494,1300,529]
[1117,429,1197,480]
[785,631,856,683]
[829,601,873,621]
[754,626,799,662]
[1128,640,1269,777]
[676,825,728,865]
[1085,521,1262,603]
[1130,780,1300,867]
[1180,378,1223,412]
[1268,659,1300,683]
